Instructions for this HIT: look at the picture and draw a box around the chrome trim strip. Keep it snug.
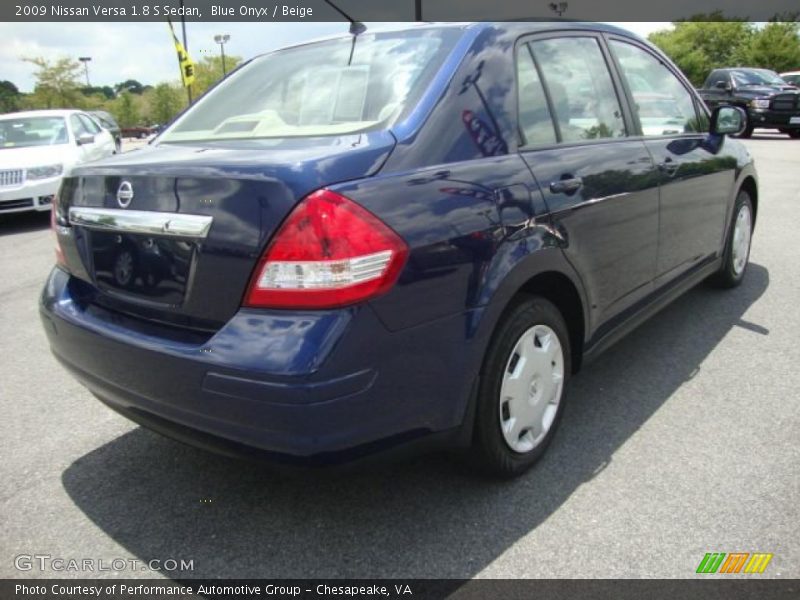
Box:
[69,207,213,239]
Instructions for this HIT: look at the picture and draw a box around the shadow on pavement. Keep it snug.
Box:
[61,264,769,578]
[0,210,51,236]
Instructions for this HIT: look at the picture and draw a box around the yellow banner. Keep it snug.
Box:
[168,24,195,88]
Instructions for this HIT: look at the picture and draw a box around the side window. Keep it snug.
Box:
[706,71,729,89]
[530,37,626,142]
[79,114,101,134]
[516,44,557,146]
[610,40,705,136]
[70,114,88,138]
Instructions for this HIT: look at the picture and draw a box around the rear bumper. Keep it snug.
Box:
[747,108,800,129]
[40,268,479,462]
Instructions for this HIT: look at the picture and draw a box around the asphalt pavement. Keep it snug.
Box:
[1,134,798,579]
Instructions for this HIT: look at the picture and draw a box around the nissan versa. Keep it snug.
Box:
[40,22,757,476]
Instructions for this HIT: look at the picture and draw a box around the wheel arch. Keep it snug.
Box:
[480,256,588,376]
[513,271,586,374]
[738,175,758,226]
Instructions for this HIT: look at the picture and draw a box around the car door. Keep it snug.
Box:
[69,114,99,164]
[78,113,114,158]
[607,38,734,285]
[701,70,733,110]
[516,33,660,330]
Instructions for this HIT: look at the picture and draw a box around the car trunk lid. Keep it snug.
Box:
[55,133,395,332]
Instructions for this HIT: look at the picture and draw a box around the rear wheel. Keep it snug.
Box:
[711,190,753,288]
[788,130,800,139]
[470,296,571,477]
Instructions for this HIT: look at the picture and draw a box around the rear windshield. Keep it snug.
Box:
[161,28,461,143]
[0,116,68,149]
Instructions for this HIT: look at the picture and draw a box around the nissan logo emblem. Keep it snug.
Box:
[117,181,134,208]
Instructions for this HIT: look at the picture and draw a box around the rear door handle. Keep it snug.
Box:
[549,177,583,195]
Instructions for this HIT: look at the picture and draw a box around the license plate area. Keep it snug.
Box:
[89,231,195,305]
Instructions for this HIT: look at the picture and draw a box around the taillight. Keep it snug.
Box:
[50,197,68,269]
[244,189,408,309]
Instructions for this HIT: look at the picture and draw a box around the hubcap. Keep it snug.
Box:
[732,203,752,276]
[499,324,565,454]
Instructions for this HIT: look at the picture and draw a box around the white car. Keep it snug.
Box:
[780,71,800,87]
[0,109,116,215]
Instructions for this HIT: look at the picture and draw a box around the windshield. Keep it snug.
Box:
[731,69,786,86]
[161,28,460,143]
[0,116,68,149]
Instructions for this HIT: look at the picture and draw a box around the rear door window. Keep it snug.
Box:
[529,37,626,142]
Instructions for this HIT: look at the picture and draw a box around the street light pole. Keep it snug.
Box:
[214,34,230,77]
[78,57,92,87]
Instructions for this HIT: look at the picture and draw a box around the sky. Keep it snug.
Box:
[0,22,671,93]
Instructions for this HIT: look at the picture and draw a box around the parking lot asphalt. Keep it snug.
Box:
[1,134,798,580]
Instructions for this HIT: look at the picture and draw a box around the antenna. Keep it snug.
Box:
[323,0,366,35]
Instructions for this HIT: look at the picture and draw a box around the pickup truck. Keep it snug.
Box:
[698,68,800,138]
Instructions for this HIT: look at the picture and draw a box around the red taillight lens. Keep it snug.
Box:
[244,189,408,309]
[50,203,67,269]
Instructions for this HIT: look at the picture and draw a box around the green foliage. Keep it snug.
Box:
[649,18,800,86]
[114,91,139,128]
[0,80,21,113]
[648,18,754,86]
[737,21,800,74]
[82,85,116,100]
[148,83,184,125]
[115,79,145,95]
[191,54,242,98]
[21,56,85,109]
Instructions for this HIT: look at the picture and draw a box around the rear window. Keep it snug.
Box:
[161,28,460,143]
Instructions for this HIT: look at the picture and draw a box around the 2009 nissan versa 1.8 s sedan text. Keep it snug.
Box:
[40,22,757,477]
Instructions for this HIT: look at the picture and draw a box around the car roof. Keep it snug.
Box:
[0,109,86,120]
[252,21,643,58]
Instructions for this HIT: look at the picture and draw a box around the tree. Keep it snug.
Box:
[82,85,116,100]
[191,55,242,98]
[22,56,84,108]
[648,16,755,85]
[0,80,21,113]
[148,82,183,125]
[115,79,145,95]
[738,21,800,73]
[114,91,139,127]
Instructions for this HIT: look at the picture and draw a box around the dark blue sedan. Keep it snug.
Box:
[41,22,757,476]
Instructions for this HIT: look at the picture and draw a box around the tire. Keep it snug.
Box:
[710,190,754,288]
[788,130,800,139]
[732,112,753,138]
[470,296,571,478]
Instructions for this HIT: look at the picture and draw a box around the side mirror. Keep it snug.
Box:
[714,81,732,91]
[76,133,95,146]
[710,106,746,136]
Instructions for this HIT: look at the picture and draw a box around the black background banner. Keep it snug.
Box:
[2,0,800,22]
[3,579,800,600]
